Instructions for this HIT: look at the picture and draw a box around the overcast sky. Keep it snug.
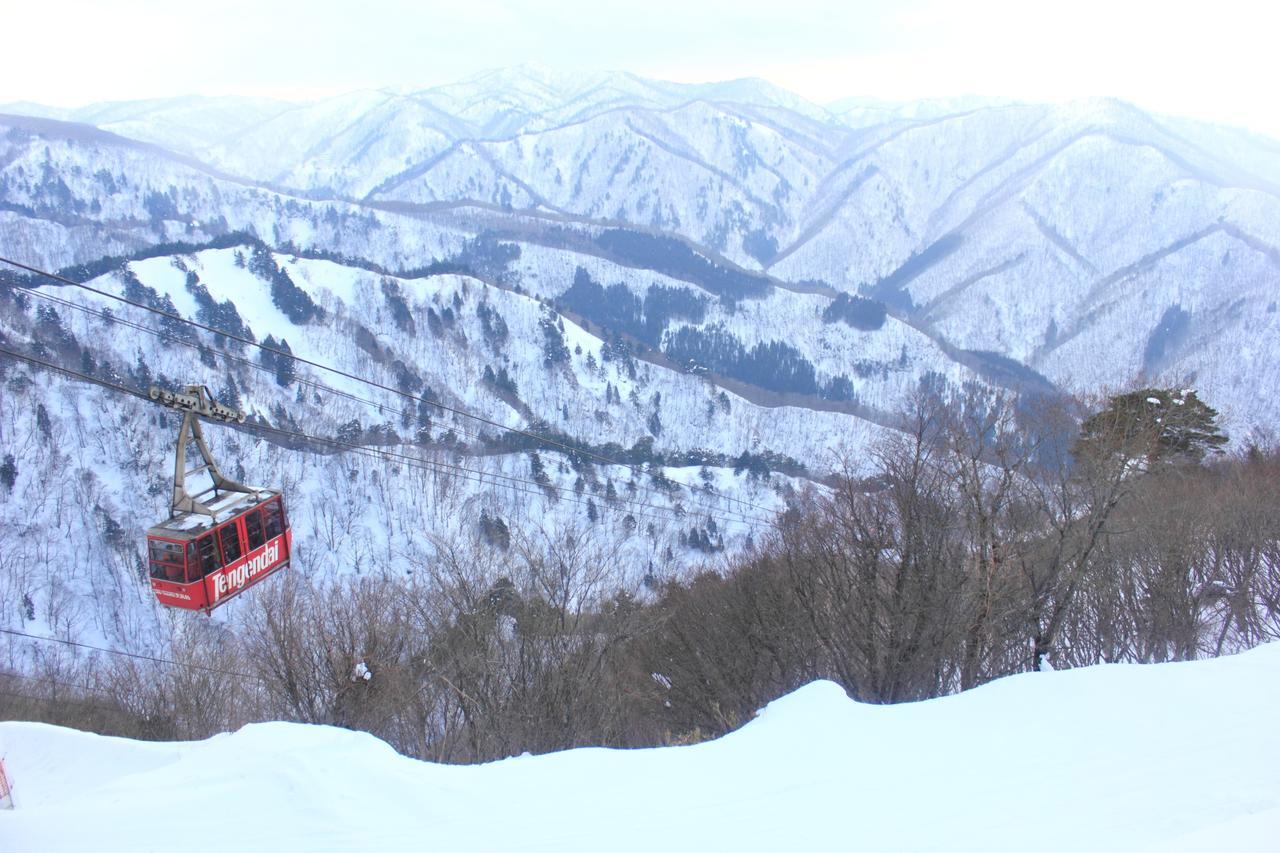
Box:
[5,0,1278,136]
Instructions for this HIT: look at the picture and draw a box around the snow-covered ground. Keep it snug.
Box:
[3,644,1277,852]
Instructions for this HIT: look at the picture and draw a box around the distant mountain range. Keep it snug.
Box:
[4,67,1278,437]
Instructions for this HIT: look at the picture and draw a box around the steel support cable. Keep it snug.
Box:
[20,283,688,518]
[4,268,771,527]
[0,343,772,527]
[249,418,726,527]
[0,254,780,520]
[0,627,265,683]
[17,284,501,450]
[0,343,764,526]
[12,286,701,517]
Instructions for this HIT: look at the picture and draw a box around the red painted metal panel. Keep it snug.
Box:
[149,574,210,610]
[202,528,291,610]
[0,756,14,809]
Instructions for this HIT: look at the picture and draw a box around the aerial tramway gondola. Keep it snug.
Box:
[145,384,291,614]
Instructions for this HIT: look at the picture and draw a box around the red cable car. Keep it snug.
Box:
[145,385,291,613]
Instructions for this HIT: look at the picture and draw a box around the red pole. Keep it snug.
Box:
[0,756,14,809]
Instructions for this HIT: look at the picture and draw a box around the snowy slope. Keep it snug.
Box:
[24,246,894,468]
[2,643,1278,852]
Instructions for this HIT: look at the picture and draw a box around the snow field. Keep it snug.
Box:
[2,644,1277,852]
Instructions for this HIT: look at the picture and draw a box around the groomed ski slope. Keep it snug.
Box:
[2,645,1278,852]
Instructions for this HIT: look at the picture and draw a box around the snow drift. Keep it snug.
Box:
[2,644,1278,852]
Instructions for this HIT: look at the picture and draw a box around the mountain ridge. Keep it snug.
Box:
[4,72,1279,437]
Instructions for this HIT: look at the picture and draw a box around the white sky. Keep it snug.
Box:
[4,0,1279,136]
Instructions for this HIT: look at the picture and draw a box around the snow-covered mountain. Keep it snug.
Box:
[3,68,1280,646]
[3,70,1277,435]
